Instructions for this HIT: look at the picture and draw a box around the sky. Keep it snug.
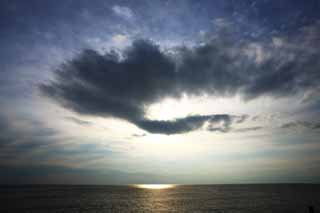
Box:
[1,0,320,184]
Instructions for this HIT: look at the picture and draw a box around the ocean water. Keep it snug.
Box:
[1,184,320,212]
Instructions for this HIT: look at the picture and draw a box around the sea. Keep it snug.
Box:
[1,184,320,212]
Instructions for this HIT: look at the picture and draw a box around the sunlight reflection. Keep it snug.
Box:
[134,184,175,190]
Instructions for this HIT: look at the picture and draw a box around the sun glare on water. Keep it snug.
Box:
[134,184,175,189]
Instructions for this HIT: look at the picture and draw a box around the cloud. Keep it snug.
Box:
[0,164,168,185]
[137,114,246,135]
[0,111,119,172]
[132,133,147,138]
[112,34,128,44]
[112,5,134,20]
[233,126,263,133]
[281,121,320,130]
[40,23,320,135]
[64,116,92,126]
[0,113,60,166]
[0,115,15,149]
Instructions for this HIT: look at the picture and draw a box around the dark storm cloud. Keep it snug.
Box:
[40,39,248,134]
[40,22,320,134]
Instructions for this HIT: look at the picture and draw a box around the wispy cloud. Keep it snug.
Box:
[281,121,320,130]
[112,5,134,20]
[0,113,59,165]
[232,126,263,133]
[64,116,92,126]
[132,133,147,138]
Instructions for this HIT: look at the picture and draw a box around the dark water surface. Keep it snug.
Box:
[1,184,320,212]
